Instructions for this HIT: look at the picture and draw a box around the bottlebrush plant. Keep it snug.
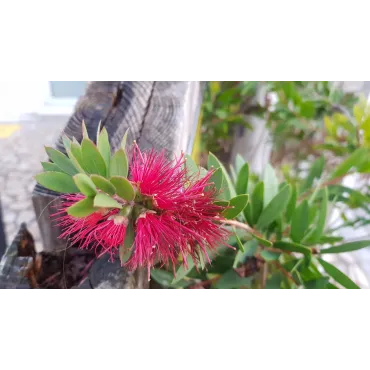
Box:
[35,119,370,289]
[34,122,248,280]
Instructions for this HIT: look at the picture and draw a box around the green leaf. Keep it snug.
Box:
[304,276,330,289]
[81,139,107,176]
[208,152,236,198]
[233,227,244,252]
[121,128,129,150]
[236,163,249,195]
[199,167,208,179]
[252,233,272,247]
[290,200,309,243]
[67,145,86,174]
[110,176,135,201]
[67,197,96,218]
[256,185,291,230]
[214,200,229,207]
[73,173,97,197]
[41,162,62,172]
[208,168,223,194]
[172,256,195,284]
[263,164,279,207]
[229,165,237,183]
[119,220,134,265]
[233,239,258,267]
[285,184,297,222]
[110,149,128,178]
[250,181,264,226]
[62,135,72,152]
[90,175,116,195]
[214,269,252,289]
[265,272,283,289]
[94,193,122,209]
[184,154,199,177]
[223,194,249,219]
[274,241,312,262]
[70,140,83,163]
[35,172,79,193]
[235,154,245,174]
[150,269,174,287]
[321,240,370,254]
[307,188,328,243]
[260,250,280,261]
[300,156,325,194]
[82,119,89,138]
[45,147,78,176]
[318,258,360,289]
[330,147,368,179]
[97,127,111,176]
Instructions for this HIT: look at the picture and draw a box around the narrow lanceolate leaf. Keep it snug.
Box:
[70,141,84,169]
[199,167,208,179]
[300,156,325,194]
[67,197,96,218]
[62,135,72,152]
[121,128,130,150]
[235,154,245,174]
[290,200,309,243]
[82,119,89,138]
[119,220,134,265]
[244,182,263,226]
[66,147,86,174]
[73,174,97,197]
[94,193,122,209]
[233,227,245,252]
[41,162,62,172]
[256,185,291,230]
[45,147,78,176]
[208,152,236,198]
[330,147,368,179]
[318,258,360,289]
[274,241,312,260]
[236,162,249,195]
[209,168,223,193]
[90,174,116,196]
[110,176,135,201]
[81,139,107,176]
[35,172,79,194]
[321,240,370,254]
[97,127,111,176]
[251,233,272,247]
[172,256,195,284]
[285,184,297,222]
[110,149,128,178]
[260,250,280,261]
[214,270,252,289]
[184,154,199,177]
[263,163,279,207]
[308,188,328,243]
[223,195,249,219]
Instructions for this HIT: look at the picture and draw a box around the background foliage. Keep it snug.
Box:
[151,82,370,289]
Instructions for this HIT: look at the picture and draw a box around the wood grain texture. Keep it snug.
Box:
[1,81,204,289]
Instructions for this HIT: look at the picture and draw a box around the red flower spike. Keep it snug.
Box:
[54,143,230,279]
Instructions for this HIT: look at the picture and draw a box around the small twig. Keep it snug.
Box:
[273,261,299,286]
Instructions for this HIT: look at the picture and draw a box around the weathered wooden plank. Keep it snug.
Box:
[0,198,7,259]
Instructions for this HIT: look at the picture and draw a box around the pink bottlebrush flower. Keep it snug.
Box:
[53,194,127,259]
[127,144,230,278]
